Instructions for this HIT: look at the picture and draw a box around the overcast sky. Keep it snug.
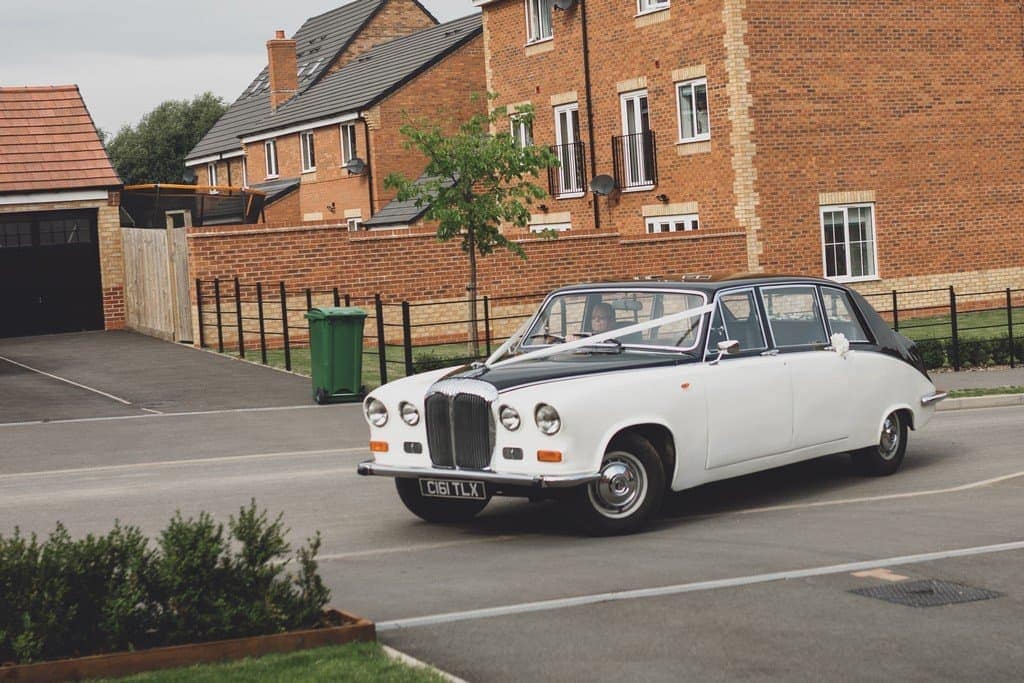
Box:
[2,0,479,137]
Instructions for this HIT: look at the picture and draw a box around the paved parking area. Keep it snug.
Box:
[3,332,1023,680]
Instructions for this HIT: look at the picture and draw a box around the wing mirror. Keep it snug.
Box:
[710,340,740,365]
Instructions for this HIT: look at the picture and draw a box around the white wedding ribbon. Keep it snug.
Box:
[486,302,715,368]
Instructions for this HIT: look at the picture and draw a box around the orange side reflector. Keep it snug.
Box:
[537,450,562,463]
[370,441,389,453]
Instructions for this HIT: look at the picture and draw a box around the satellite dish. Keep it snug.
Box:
[344,157,366,175]
[553,0,576,9]
[589,174,615,196]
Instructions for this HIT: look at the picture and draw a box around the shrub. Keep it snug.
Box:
[413,350,467,373]
[0,501,329,664]
[914,338,946,370]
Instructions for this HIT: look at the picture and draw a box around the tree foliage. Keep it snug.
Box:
[105,92,227,185]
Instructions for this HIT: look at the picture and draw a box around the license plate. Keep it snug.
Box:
[418,478,487,500]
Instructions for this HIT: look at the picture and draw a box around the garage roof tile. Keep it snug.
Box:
[0,85,121,194]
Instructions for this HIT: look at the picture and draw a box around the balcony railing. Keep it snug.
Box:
[612,130,657,191]
[548,141,587,198]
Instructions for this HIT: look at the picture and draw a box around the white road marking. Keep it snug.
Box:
[0,402,359,428]
[318,535,518,561]
[0,447,367,481]
[0,355,132,405]
[735,469,1024,515]
[376,540,1024,632]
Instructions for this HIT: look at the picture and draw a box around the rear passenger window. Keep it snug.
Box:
[821,288,870,342]
[761,286,829,347]
[707,290,766,355]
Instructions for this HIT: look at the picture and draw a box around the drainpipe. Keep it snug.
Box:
[580,0,600,229]
[360,115,375,218]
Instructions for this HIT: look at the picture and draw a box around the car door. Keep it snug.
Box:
[704,289,794,469]
[760,285,851,450]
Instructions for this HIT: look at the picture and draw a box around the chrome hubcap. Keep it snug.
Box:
[589,452,646,518]
[879,415,900,460]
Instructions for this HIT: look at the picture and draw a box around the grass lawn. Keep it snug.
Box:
[948,385,1024,399]
[100,642,445,683]
[895,306,1024,341]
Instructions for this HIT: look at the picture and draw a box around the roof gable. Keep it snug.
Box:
[0,85,120,194]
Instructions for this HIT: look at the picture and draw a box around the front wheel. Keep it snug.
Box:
[572,434,666,536]
[851,410,908,476]
[395,478,490,523]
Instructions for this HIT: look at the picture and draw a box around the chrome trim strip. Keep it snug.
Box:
[357,461,600,488]
[921,391,949,406]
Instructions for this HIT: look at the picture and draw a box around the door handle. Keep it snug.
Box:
[760,349,779,357]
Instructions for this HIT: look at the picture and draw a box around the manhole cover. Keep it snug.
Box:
[850,579,1002,608]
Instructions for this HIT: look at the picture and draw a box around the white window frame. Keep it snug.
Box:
[510,115,533,148]
[638,0,670,15]
[525,0,553,44]
[553,103,584,198]
[675,78,710,143]
[340,123,358,165]
[241,157,248,188]
[645,214,699,234]
[300,131,316,172]
[265,139,278,179]
[529,222,571,233]
[347,217,363,232]
[207,162,218,194]
[620,90,654,191]
[820,203,879,282]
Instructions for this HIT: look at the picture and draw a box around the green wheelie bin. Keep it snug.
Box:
[305,307,368,404]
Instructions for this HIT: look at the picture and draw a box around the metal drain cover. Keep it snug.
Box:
[851,579,1002,608]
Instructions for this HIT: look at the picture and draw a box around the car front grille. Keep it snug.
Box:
[424,379,496,470]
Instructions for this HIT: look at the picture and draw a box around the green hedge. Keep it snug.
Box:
[0,501,329,665]
[914,337,1024,370]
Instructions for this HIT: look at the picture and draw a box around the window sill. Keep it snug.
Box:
[622,185,656,194]
[555,191,586,200]
[636,6,670,18]
[265,174,279,180]
[827,275,881,284]
[524,38,554,56]
[635,7,670,27]
[302,168,317,174]
[676,139,712,156]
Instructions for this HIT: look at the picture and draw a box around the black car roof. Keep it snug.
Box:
[553,274,844,296]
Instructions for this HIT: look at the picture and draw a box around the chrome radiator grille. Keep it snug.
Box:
[424,380,496,470]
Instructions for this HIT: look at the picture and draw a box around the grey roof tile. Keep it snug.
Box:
[364,173,453,227]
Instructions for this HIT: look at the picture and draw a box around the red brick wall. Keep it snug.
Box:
[186,221,747,301]
[483,0,738,235]
[746,0,1024,279]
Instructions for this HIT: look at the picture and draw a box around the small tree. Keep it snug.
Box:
[385,98,558,355]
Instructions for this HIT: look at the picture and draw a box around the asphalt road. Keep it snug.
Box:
[3,332,1024,681]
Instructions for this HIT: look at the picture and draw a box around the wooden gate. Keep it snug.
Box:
[123,212,193,342]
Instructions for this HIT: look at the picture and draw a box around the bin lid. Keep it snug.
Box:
[305,306,368,320]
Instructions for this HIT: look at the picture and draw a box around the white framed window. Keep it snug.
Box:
[646,214,698,233]
[265,139,278,178]
[638,0,670,14]
[529,222,571,233]
[300,131,316,172]
[340,123,358,165]
[526,0,553,44]
[554,103,584,197]
[676,78,710,142]
[241,157,248,188]
[620,90,654,190]
[821,203,878,281]
[510,115,533,147]
[207,162,218,194]
[347,217,363,232]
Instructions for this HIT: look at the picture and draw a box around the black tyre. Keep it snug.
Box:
[852,411,908,476]
[572,433,666,536]
[395,478,490,523]
[314,388,330,405]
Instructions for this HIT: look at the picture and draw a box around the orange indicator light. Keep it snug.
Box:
[537,450,562,463]
[369,441,389,453]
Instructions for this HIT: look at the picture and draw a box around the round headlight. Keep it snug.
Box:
[534,403,561,435]
[365,397,388,427]
[499,405,521,431]
[399,401,420,426]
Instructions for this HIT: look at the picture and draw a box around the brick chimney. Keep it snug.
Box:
[267,29,298,111]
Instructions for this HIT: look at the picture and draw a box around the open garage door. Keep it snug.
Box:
[0,209,104,338]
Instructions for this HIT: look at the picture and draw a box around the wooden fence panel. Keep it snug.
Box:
[123,228,174,340]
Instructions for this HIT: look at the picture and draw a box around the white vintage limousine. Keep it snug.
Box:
[358,274,947,535]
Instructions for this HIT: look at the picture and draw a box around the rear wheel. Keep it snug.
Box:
[573,434,665,536]
[852,411,908,476]
[395,478,490,523]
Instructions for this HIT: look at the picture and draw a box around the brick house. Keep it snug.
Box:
[185,0,486,228]
[0,85,124,338]
[476,0,1024,296]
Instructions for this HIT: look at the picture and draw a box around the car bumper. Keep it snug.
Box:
[921,391,948,406]
[357,460,601,489]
